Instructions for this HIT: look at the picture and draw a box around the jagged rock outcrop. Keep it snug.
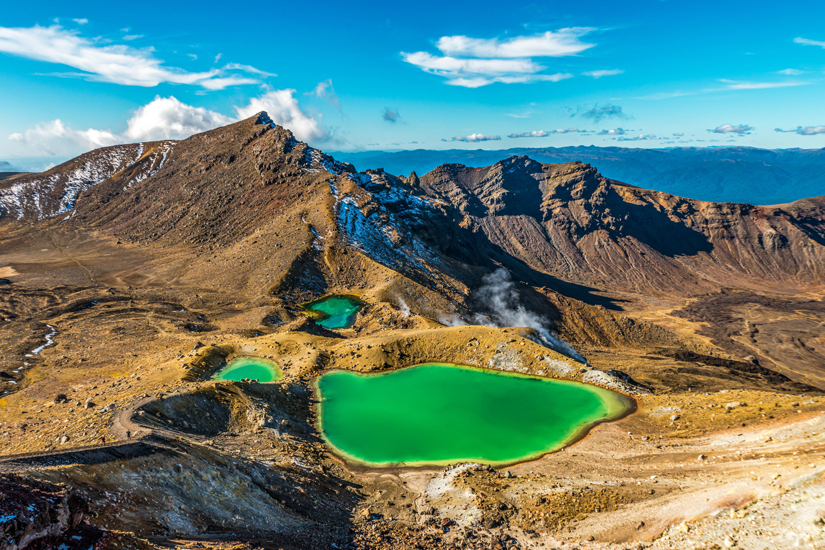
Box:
[417,155,825,295]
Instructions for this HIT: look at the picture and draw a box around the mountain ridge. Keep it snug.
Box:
[333,145,825,205]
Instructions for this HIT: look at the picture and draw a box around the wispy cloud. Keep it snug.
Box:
[709,123,753,135]
[778,68,804,76]
[720,79,806,90]
[582,69,623,78]
[72,18,88,25]
[383,108,401,123]
[451,133,501,142]
[401,52,572,87]
[774,125,825,135]
[0,24,269,90]
[435,28,596,58]
[794,37,825,48]
[309,79,341,111]
[224,63,276,77]
[580,104,629,122]
[122,34,143,41]
[402,27,594,87]
[614,134,659,142]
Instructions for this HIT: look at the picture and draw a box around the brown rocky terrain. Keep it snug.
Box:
[1,113,824,549]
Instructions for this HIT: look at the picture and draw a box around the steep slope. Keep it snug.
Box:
[0,142,172,220]
[416,156,825,296]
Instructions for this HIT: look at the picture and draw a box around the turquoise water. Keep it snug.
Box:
[302,295,363,329]
[316,363,633,467]
[212,357,281,382]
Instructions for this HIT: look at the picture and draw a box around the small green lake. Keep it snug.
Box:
[212,357,282,382]
[302,295,363,329]
[316,363,633,467]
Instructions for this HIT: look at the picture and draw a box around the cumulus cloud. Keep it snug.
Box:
[382,108,401,123]
[580,104,629,122]
[598,127,626,136]
[402,28,594,87]
[310,79,341,111]
[72,18,88,25]
[123,96,234,141]
[582,69,623,78]
[9,91,329,156]
[234,89,327,142]
[0,24,269,90]
[508,128,585,138]
[709,123,753,135]
[774,125,825,135]
[794,37,825,48]
[451,133,501,142]
[9,119,120,156]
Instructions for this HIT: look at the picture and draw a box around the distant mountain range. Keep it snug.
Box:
[332,146,825,206]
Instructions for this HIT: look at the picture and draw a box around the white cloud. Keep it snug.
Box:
[720,79,805,90]
[509,130,551,138]
[122,34,143,41]
[8,119,120,156]
[199,76,260,90]
[310,79,341,111]
[9,91,330,156]
[234,89,327,142]
[673,132,684,136]
[402,51,573,87]
[598,128,626,136]
[774,125,825,135]
[451,133,501,142]
[582,69,623,78]
[0,24,266,89]
[123,96,234,141]
[794,37,825,48]
[778,68,804,75]
[72,18,88,25]
[435,28,595,58]
[402,27,593,87]
[223,63,276,77]
[709,123,753,135]
[508,128,585,138]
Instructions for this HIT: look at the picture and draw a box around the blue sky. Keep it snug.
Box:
[1,0,825,167]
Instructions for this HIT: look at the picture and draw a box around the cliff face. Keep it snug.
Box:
[418,156,825,295]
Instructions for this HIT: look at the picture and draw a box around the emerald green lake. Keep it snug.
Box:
[316,363,633,467]
[302,295,363,329]
[212,357,281,382]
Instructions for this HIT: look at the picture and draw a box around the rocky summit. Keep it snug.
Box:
[1,114,824,550]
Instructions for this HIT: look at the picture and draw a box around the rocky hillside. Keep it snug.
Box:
[415,156,825,295]
[4,115,825,301]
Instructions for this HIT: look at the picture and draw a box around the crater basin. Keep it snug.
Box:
[316,363,634,467]
[212,357,282,383]
[301,295,363,329]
